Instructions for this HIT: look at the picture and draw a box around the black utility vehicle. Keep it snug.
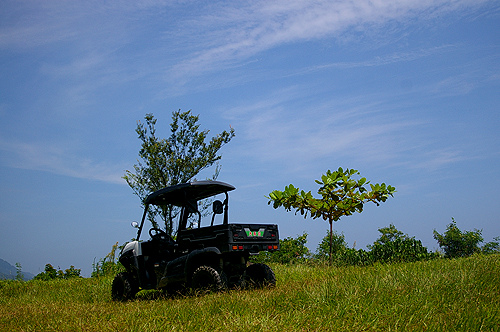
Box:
[112,181,279,301]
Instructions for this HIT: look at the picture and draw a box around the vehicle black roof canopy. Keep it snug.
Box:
[144,181,236,206]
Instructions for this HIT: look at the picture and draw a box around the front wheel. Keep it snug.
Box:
[112,272,139,301]
[244,263,276,288]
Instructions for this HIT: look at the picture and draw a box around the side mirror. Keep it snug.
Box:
[131,221,139,228]
[212,200,224,214]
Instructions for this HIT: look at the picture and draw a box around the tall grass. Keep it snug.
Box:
[1,254,498,331]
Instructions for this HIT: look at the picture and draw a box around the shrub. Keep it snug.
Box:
[314,225,435,266]
[341,248,373,266]
[369,224,436,263]
[92,242,124,277]
[314,231,373,266]
[433,218,483,258]
[314,231,348,261]
[482,236,500,254]
[369,237,436,263]
[251,233,311,264]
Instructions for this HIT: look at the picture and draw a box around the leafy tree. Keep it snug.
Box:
[64,266,82,279]
[123,111,235,235]
[433,218,483,258]
[268,167,395,263]
[34,264,57,281]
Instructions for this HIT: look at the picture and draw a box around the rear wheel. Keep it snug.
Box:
[245,263,276,288]
[112,272,139,301]
[191,265,226,292]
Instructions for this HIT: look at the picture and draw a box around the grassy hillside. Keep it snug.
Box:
[1,255,499,331]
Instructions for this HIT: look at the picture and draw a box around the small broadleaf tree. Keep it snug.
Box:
[268,167,395,263]
[123,111,235,235]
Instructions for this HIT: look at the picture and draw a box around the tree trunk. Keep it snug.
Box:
[329,220,333,265]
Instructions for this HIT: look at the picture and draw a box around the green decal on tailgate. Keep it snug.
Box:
[244,228,265,237]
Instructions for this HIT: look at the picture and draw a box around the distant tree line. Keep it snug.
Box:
[13,218,498,282]
[251,219,500,266]
[34,264,81,281]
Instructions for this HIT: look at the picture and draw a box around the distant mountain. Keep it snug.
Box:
[0,258,35,280]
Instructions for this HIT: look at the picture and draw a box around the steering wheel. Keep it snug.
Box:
[149,227,168,239]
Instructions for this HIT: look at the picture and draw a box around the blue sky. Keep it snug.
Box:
[1,0,499,277]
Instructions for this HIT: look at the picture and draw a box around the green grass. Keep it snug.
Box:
[1,255,499,331]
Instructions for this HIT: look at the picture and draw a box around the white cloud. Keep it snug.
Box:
[0,1,171,50]
[408,149,465,170]
[0,139,126,184]
[168,0,492,80]
[1,0,494,95]
[220,80,484,178]
[223,89,422,169]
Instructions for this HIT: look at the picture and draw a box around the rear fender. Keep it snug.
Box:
[185,247,222,279]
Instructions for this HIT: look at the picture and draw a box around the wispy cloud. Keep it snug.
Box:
[168,0,492,80]
[291,45,458,76]
[220,76,493,179]
[0,139,127,184]
[429,54,500,96]
[0,0,494,181]
[1,0,494,94]
[222,87,439,172]
[0,1,169,50]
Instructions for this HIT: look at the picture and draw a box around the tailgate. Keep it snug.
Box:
[178,224,279,254]
[229,224,279,253]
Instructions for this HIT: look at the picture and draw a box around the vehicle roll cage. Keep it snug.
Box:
[135,181,235,240]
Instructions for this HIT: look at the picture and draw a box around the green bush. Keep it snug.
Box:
[433,218,483,258]
[314,231,372,266]
[92,242,124,277]
[369,224,437,263]
[314,231,348,261]
[482,236,500,254]
[340,248,373,266]
[313,225,436,266]
[251,233,311,264]
[369,237,436,263]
